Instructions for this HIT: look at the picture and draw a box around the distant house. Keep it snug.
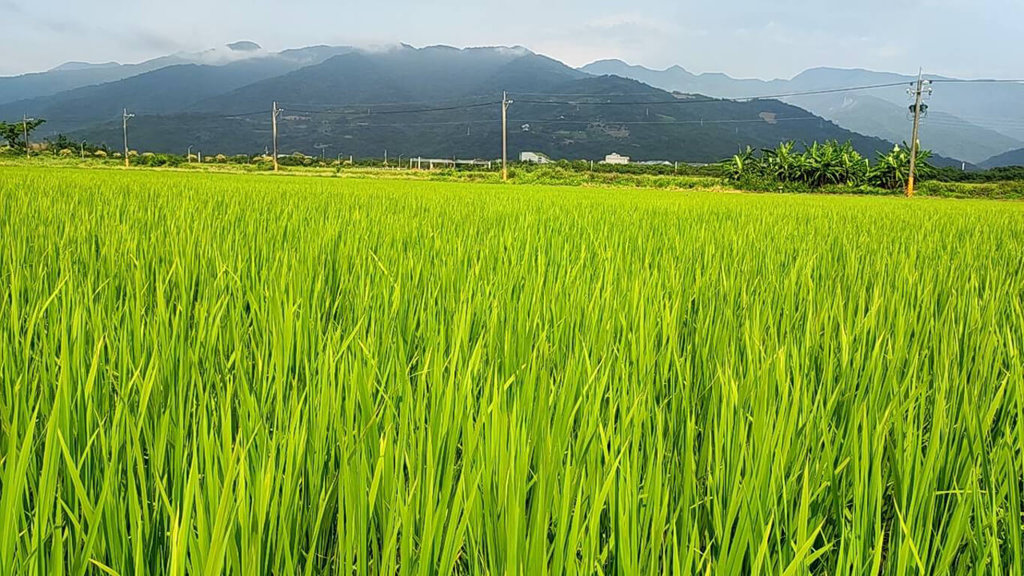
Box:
[520,151,550,164]
[411,157,494,170]
[603,153,630,165]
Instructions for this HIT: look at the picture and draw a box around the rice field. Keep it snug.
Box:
[1,166,1023,575]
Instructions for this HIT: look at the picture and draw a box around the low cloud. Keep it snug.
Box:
[126,30,189,55]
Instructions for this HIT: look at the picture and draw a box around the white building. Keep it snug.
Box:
[603,153,630,165]
[520,151,550,164]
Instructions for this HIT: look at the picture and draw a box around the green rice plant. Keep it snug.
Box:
[1,166,1023,575]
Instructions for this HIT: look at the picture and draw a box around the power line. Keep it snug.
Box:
[922,118,1024,129]
[221,110,270,119]
[512,82,912,106]
[278,95,499,110]
[516,96,723,106]
[505,92,671,97]
[257,116,823,130]
[284,101,500,117]
[234,81,920,121]
[745,82,913,100]
[930,78,1024,84]
[507,117,821,126]
[343,119,496,128]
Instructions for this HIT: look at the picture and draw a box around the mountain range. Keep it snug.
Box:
[581,60,1024,166]
[980,148,1024,169]
[2,43,1019,167]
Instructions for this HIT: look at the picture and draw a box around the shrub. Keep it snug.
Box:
[135,153,184,168]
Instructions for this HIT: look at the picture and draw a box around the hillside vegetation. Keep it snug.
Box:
[5,45,903,163]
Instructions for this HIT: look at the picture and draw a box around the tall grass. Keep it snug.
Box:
[1,167,1023,575]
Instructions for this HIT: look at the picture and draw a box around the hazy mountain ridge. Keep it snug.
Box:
[0,43,354,105]
[581,60,1024,165]
[0,59,314,135]
[981,148,1024,169]
[1,44,966,164]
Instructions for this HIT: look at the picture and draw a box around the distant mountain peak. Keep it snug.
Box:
[49,61,121,72]
[227,41,262,52]
[588,58,630,66]
[580,60,696,78]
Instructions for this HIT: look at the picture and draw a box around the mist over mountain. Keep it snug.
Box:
[0,43,991,165]
[0,43,352,105]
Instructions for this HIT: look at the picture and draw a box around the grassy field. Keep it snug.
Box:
[2,166,1023,575]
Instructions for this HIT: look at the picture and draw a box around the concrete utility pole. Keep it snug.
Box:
[22,115,34,159]
[906,69,932,198]
[502,91,513,182]
[122,109,135,168]
[21,114,40,157]
[272,101,282,172]
[187,145,193,163]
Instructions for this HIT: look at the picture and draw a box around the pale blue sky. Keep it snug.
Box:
[3,0,1020,79]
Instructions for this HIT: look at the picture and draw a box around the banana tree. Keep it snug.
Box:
[724,147,757,181]
[869,144,933,190]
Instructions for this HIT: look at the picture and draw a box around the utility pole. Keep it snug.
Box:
[81,140,86,159]
[906,69,932,198]
[502,91,513,182]
[22,115,33,159]
[122,108,134,168]
[272,101,282,172]
[314,143,330,162]
[187,145,193,163]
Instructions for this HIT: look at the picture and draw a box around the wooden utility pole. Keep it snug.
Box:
[272,101,282,172]
[122,108,134,168]
[502,91,513,182]
[906,70,931,198]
